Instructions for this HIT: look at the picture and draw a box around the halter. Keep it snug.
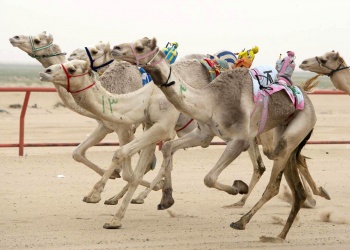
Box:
[315,56,350,77]
[85,47,114,73]
[61,64,95,94]
[129,43,163,66]
[28,35,67,59]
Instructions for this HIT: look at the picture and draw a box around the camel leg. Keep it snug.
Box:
[261,152,307,243]
[297,155,331,200]
[153,127,215,209]
[82,120,174,206]
[224,137,266,208]
[258,129,275,160]
[72,123,119,177]
[203,139,249,195]
[231,111,315,240]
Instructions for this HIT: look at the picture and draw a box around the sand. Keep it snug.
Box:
[1,89,350,249]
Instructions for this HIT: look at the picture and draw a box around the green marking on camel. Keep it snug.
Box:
[102,96,118,113]
[180,84,187,94]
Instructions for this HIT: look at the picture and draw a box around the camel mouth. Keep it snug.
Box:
[298,64,308,71]
[9,38,21,47]
[39,72,53,82]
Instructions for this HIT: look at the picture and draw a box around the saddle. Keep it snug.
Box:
[200,58,230,81]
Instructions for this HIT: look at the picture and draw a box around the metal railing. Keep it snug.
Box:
[0,87,349,156]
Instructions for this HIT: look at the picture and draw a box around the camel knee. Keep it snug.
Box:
[274,137,288,157]
[72,150,84,163]
[161,141,173,158]
[203,174,217,188]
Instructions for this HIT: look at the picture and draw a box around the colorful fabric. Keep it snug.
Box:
[209,50,237,67]
[138,67,152,86]
[200,58,230,81]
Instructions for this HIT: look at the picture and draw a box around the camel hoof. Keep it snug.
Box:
[157,200,174,210]
[320,187,331,200]
[112,169,121,179]
[83,195,101,204]
[131,198,144,204]
[230,221,245,230]
[302,198,316,209]
[104,199,118,205]
[103,223,122,229]
[260,236,286,243]
[233,180,249,194]
[222,201,245,209]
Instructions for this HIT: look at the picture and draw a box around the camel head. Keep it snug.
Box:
[299,51,346,75]
[39,60,95,93]
[299,51,350,94]
[9,31,55,56]
[111,37,164,66]
[69,41,113,74]
[68,48,87,61]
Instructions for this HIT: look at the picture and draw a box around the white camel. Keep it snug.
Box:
[86,41,323,208]
[299,51,350,95]
[110,37,331,241]
[9,32,165,201]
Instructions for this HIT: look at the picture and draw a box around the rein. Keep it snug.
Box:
[129,43,163,66]
[160,67,175,87]
[61,64,95,94]
[28,35,67,59]
[315,56,350,77]
[85,47,114,73]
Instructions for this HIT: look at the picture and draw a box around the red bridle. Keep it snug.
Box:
[61,64,95,93]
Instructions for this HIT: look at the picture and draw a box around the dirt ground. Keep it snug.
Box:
[1,90,350,249]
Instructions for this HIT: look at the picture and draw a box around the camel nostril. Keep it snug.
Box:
[14,36,19,39]
[45,69,52,73]
[301,60,307,65]
[113,46,121,50]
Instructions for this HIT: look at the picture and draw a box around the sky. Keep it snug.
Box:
[1,0,350,71]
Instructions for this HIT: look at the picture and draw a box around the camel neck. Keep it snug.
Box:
[331,70,350,95]
[69,78,156,125]
[145,61,211,121]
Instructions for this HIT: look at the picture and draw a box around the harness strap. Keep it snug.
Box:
[85,47,114,72]
[176,118,194,132]
[61,64,95,93]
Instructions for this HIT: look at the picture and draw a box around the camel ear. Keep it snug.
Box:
[332,52,340,60]
[46,34,54,44]
[104,42,111,53]
[83,59,91,72]
[150,38,157,50]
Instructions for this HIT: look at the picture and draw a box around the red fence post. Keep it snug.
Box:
[19,91,31,156]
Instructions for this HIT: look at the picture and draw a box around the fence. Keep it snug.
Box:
[0,87,349,156]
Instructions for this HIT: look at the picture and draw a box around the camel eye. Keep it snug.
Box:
[68,68,76,74]
[136,46,144,53]
[91,49,98,55]
[34,39,41,45]
[320,59,327,64]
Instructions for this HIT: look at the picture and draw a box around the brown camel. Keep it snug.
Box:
[110,37,330,241]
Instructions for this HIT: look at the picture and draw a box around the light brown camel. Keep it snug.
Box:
[88,40,323,208]
[110,37,331,241]
[299,51,350,95]
[38,59,249,229]
[9,32,166,201]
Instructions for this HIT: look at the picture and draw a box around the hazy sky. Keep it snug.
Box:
[2,0,350,71]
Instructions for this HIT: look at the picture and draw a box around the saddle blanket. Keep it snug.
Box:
[200,58,230,81]
[249,66,304,110]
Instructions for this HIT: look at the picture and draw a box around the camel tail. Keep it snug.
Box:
[299,75,322,93]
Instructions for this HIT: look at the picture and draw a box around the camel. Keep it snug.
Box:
[38,58,250,229]
[110,37,331,241]
[86,41,323,209]
[9,32,167,202]
[299,51,350,95]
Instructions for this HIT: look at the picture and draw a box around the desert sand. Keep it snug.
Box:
[1,89,350,249]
